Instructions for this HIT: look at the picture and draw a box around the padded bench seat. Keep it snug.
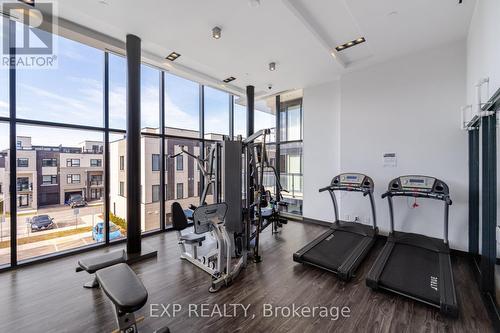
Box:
[96,263,148,314]
[179,233,206,244]
[77,249,127,273]
[76,250,127,288]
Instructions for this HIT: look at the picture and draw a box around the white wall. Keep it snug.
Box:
[303,41,469,250]
[466,0,500,106]
[302,80,341,222]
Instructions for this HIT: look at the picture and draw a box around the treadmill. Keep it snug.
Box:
[293,173,378,281]
[366,175,458,317]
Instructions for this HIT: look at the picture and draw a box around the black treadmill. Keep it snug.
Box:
[366,175,458,317]
[293,173,378,281]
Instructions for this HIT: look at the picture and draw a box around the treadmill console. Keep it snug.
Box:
[331,173,374,193]
[388,175,449,195]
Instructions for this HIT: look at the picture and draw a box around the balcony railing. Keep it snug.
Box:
[90,180,103,186]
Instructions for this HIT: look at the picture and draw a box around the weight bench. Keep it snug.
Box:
[76,250,127,288]
[96,263,169,333]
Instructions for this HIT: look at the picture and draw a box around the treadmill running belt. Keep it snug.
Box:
[302,231,364,271]
[379,243,440,304]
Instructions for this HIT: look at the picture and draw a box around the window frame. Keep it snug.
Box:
[17,158,28,167]
[152,154,160,171]
[176,182,184,199]
[42,158,57,167]
[66,158,80,167]
[90,159,102,167]
[66,174,81,184]
[152,184,160,202]
[42,175,57,185]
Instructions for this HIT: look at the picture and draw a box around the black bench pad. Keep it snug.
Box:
[180,233,205,243]
[96,263,148,314]
[77,250,127,273]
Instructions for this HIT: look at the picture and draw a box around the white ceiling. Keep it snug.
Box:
[52,0,476,98]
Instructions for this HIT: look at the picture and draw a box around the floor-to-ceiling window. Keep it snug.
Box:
[204,86,230,138]
[164,74,203,227]
[10,20,106,261]
[0,13,305,267]
[279,98,303,216]
[0,17,9,266]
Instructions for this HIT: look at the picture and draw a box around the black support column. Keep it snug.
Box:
[9,19,17,266]
[125,34,142,254]
[275,95,281,200]
[103,52,110,244]
[246,86,254,137]
[480,114,497,292]
[159,71,166,230]
[468,128,480,255]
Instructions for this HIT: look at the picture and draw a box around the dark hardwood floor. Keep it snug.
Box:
[0,221,493,333]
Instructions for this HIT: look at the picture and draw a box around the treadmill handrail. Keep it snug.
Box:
[319,185,371,194]
[381,191,452,205]
[382,191,452,244]
[319,185,377,229]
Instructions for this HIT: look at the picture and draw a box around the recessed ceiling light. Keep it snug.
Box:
[18,0,35,6]
[212,26,222,39]
[166,52,180,61]
[335,37,366,52]
[223,77,236,83]
[269,62,276,71]
[388,11,398,16]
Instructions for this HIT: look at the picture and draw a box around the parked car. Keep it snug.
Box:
[30,215,55,232]
[92,222,122,242]
[68,194,87,208]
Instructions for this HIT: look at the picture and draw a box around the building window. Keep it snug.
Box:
[17,158,29,167]
[17,177,30,191]
[42,158,57,167]
[176,155,183,171]
[90,174,103,185]
[152,185,160,202]
[92,145,100,153]
[18,194,29,207]
[91,188,103,200]
[66,159,80,167]
[90,159,102,167]
[119,156,125,170]
[176,183,184,199]
[119,181,125,196]
[42,175,57,185]
[0,183,2,194]
[16,141,22,149]
[152,154,160,171]
[67,174,81,184]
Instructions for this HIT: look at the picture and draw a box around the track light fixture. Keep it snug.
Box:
[166,52,181,61]
[212,26,222,39]
[335,37,366,52]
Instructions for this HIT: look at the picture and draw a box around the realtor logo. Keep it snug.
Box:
[1,1,58,68]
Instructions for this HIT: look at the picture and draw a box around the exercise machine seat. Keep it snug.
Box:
[179,233,206,243]
[77,249,126,273]
[172,202,189,231]
[96,263,148,314]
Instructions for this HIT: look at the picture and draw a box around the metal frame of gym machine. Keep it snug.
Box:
[466,82,500,330]
[243,128,287,263]
[169,140,247,292]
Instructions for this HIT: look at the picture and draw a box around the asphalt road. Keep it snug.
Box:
[0,203,105,239]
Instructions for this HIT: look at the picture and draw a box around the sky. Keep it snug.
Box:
[0,19,276,148]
